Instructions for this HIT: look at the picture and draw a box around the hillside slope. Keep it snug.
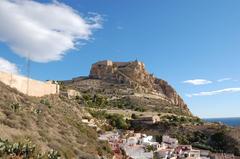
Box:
[0,82,112,159]
[132,121,240,156]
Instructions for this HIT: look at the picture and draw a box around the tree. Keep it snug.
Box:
[106,114,129,130]
[210,131,226,151]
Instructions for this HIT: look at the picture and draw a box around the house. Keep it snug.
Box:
[175,145,200,159]
[175,145,192,155]
[138,135,161,150]
[155,149,175,159]
[200,150,210,158]
[127,137,138,146]
[162,135,178,148]
[187,149,201,159]
[132,115,160,125]
[134,133,142,139]
[140,135,154,144]
[122,144,153,159]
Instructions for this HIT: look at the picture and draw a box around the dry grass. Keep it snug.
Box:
[0,82,112,158]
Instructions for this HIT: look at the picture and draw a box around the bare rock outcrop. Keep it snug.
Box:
[89,60,188,109]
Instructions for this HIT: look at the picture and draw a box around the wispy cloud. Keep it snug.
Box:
[217,78,232,82]
[183,79,212,85]
[186,87,240,97]
[117,26,123,30]
[0,0,102,63]
[0,57,19,74]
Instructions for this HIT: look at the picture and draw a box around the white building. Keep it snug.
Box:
[122,145,153,159]
[175,145,201,159]
[127,137,138,146]
[200,150,210,158]
[140,135,154,144]
[162,135,178,148]
[155,149,176,159]
[188,149,201,159]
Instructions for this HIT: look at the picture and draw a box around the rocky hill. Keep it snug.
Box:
[60,60,240,156]
[63,60,191,116]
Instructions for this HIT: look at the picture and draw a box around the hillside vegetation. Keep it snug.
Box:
[0,82,112,159]
[131,120,240,156]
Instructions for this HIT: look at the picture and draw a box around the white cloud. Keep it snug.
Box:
[217,78,232,82]
[186,87,240,97]
[117,26,123,30]
[183,79,212,85]
[0,57,19,74]
[0,0,102,63]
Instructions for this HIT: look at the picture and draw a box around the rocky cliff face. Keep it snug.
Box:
[89,60,188,110]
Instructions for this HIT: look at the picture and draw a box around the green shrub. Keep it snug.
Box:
[97,141,112,156]
[192,143,214,151]
[106,114,129,130]
[11,103,20,112]
[210,131,227,152]
[88,109,107,120]
[47,149,61,159]
[190,131,208,143]
[33,109,42,115]
[40,99,51,108]
[82,94,108,108]
[0,138,36,158]
[0,138,61,158]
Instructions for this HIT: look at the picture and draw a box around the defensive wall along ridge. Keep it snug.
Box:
[0,71,59,97]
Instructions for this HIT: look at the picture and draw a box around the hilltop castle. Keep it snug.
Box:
[89,60,145,81]
[65,60,188,110]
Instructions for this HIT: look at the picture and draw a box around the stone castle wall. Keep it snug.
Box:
[89,60,144,80]
[93,60,113,67]
[92,60,143,68]
[0,71,59,97]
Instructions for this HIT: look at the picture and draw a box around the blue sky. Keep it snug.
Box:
[0,0,240,118]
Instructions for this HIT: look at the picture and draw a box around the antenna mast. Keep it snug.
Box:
[26,53,30,95]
